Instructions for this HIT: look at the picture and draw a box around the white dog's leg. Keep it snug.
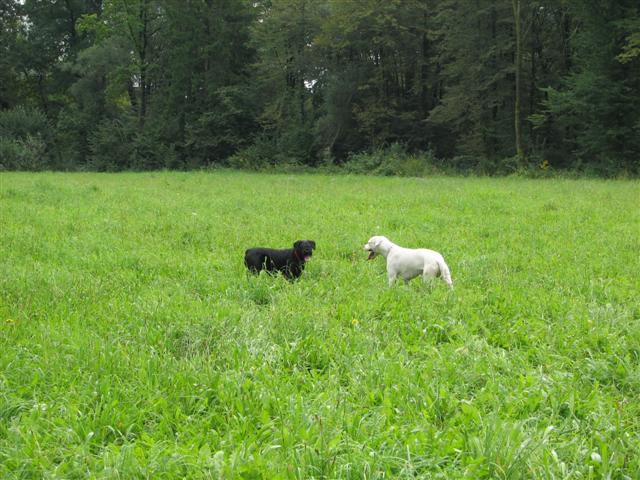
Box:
[422,264,438,282]
[388,271,398,286]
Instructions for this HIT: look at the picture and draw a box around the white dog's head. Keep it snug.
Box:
[363,235,390,260]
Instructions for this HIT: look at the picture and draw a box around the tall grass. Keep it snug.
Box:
[1,171,638,478]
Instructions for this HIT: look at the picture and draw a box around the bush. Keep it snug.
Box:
[344,143,441,177]
[0,106,51,170]
[445,154,480,173]
[87,117,182,171]
[0,135,47,170]
[87,119,134,171]
[226,135,279,170]
[130,130,177,170]
[54,106,93,169]
[0,106,49,140]
[275,125,315,165]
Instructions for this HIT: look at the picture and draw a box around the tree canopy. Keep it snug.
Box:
[1,0,638,175]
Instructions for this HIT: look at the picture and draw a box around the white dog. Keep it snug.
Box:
[364,235,453,288]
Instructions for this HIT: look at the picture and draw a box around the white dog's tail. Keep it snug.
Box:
[437,259,454,289]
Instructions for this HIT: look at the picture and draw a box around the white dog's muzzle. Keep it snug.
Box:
[364,243,378,260]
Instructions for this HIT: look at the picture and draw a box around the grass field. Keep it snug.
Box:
[1,171,639,479]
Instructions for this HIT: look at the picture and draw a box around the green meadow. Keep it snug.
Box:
[1,171,639,479]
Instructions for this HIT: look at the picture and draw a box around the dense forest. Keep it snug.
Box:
[0,0,638,175]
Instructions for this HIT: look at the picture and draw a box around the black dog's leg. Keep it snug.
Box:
[283,261,303,281]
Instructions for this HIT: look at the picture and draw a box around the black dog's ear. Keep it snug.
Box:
[310,240,316,250]
[293,240,302,249]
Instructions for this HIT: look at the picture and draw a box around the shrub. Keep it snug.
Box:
[0,106,51,170]
[226,136,279,170]
[446,155,479,173]
[0,106,49,140]
[130,130,177,170]
[87,119,134,171]
[88,118,180,171]
[0,135,47,170]
[344,143,441,177]
[53,106,93,169]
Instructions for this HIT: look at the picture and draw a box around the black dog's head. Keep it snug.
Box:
[293,240,316,262]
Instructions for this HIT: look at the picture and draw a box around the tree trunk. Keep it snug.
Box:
[530,10,538,137]
[299,0,307,124]
[138,0,149,129]
[512,0,524,158]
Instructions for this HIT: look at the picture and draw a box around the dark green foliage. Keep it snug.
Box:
[344,144,441,177]
[0,107,50,170]
[428,1,517,159]
[537,0,640,175]
[0,106,49,141]
[227,139,278,170]
[0,1,21,110]
[0,136,47,171]
[1,0,638,174]
[87,119,135,171]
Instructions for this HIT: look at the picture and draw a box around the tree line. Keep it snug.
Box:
[1,0,638,175]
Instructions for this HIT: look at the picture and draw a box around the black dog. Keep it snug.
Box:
[244,240,316,280]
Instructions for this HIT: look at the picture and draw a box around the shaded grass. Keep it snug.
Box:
[0,171,639,478]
